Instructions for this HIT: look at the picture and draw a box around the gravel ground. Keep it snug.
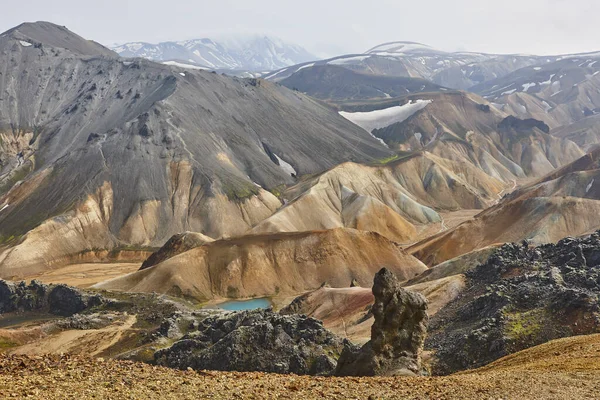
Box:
[1,334,599,399]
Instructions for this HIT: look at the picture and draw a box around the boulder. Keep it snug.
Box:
[335,268,428,376]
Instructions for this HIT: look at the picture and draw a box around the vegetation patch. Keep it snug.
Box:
[221,182,260,202]
[503,308,545,342]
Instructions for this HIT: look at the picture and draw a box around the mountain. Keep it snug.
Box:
[0,22,390,277]
[552,113,600,152]
[265,41,556,90]
[246,91,585,247]
[1,21,116,57]
[472,54,600,128]
[94,228,428,300]
[409,148,600,266]
[112,35,317,71]
[339,91,584,180]
[279,64,446,104]
[250,153,506,244]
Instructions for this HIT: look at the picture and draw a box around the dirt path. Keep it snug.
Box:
[11,315,137,357]
[22,263,141,288]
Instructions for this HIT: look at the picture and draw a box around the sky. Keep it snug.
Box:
[2,0,600,58]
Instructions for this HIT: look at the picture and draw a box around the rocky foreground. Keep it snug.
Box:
[428,232,600,374]
[0,333,599,399]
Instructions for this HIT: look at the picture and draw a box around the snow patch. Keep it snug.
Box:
[264,68,288,80]
[542,101,552,112]
[587,179,595,193]
[0,204,8,213]
[522,82,536,92]
[296,63,315,71]
[163,61,208,70]
[533,67,541,71]
[273,153,296,176]
[501,89,517,96]
[328,56,370,65]
[539,74,555,85]
[19,40,32,47]
[515,103,527,114]
[339,100,433,136]
[179,72,186,77]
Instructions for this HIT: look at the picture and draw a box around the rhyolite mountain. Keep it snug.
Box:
[409,147,600,266]
[113,35,317,71]
[0,21,391,277]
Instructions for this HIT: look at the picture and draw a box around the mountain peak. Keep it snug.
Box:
[1,21,116,57]
[366,41,441,55]
[112,34,316,71]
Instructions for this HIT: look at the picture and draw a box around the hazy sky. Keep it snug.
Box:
[2,0,600,57]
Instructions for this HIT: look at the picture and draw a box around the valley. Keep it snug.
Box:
[0,12,600,399]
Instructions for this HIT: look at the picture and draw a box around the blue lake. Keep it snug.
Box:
[215,298,272,311]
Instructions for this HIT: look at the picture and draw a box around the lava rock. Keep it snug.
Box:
[335,268,428,376]
[154,309,345,375]
[0,280,104,316]
[428,232,600,375]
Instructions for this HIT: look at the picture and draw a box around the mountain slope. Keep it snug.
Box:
[266,41,559,90]
[94,228,428,300]
[0,22,389,277]
[410,148,600,266]
[280,64,446,103]
[2,21,117,57]
[341,91,584,180]
[113,35,317,71]
[250,153,506,243]
[473,55,600,128]
[551,113,600,152]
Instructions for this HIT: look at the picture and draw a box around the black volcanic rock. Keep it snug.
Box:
[427,232,600,375]
[154,309,346,375]
[335,268,428,376]
[0,280,103,316]
[498,115,550,133]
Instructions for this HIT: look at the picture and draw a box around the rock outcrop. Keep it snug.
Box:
[154,309,346,375]
[427,232,600,374]
[0,280,103,316]
[140,232,214,270]
[335,268,428,376]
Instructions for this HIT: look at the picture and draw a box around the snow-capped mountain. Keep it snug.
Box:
[112,35,317,71]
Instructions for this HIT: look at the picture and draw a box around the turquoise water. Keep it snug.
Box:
[215,298,272,311]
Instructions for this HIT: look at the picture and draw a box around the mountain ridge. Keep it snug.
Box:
[112,34,317,71]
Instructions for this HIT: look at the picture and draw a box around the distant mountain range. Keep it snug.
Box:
[112,35,317,71]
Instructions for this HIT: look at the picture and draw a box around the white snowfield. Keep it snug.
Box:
[339,99,433,137]
[273,153,296,176]
[163,61,209,70]
[367,42,435,54]
[19,40,32,47]
[328,56,371,65]
[296,63,315,72]
[0,204,8,213]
